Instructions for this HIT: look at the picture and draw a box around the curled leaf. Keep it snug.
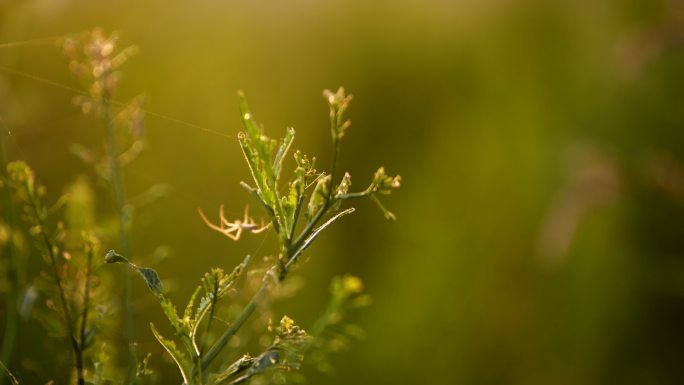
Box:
[104,249,128,264]
[137,267,163,297]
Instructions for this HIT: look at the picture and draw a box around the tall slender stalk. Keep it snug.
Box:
[0,137,19,385]
[100,95,134,381]
[77,244,95,385]
[61,29,141,382]
[24,183,84,385]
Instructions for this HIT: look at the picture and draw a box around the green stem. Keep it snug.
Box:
[288,194,305,241]
[0,258,17,385]
[292,198,333,252]
[199,278,272,371]
[195,271,221,383]
[77,245,94,384]
[0,136,19,385]
[328,136,339,197]
[337,190,372,200]
[0,360,17,385]
[199,273,219,355]
[292,111,344,252]
[26,188,83,385]
[100,97,134,381]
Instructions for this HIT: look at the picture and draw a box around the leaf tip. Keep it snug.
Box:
[104,249,128,264]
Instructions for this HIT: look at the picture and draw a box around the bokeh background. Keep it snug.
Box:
[2,0,684,384]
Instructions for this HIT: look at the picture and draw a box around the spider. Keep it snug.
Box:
[198,204,271,241]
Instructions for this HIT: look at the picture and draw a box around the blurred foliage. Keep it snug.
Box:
[2,0,684,384]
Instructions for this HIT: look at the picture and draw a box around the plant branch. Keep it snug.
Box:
[291,197,333,252]
[337,190,372,200]
[0,360,17,385]
[77,242,95,384]
[288,194,305,241]
[199,272,220,356]
[0,139,19,385]
[199,274,273,371]
[200,204,353,375]
[26,188,83,385]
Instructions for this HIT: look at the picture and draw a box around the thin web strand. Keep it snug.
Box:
[0,65,236,140]
[0,35,61,49]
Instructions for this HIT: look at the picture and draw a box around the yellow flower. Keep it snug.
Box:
[280,315,295,333]
[342,275,363,294]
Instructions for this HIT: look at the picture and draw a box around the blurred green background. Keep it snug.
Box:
[2,0,684,384]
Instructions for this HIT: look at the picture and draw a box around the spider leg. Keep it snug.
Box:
[199,206,245,241]
[219,204,233,227]
[249,222,272,234]
[217,222,241,241]
[232,225,243,241]
[198,207,226,233]
[243,216,255,228]
[198,203,274,241]
[243,205,250,223]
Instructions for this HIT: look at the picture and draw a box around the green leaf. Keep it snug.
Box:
[238,133,268,198]
[159,296,196,359]
[150,322,191,384]
[194,256,249,328]
[104,250,165,296]
[307,175,330,219]
[189,257,250,364]
[273,127,295,179]
[160,297,181,331]
[104,249,128,264]
[184,285,202,325]
[228,350,281,385]
[208,355,254,385]
[136,267,163,297]
[288,208,355,271]
[237,91,276,181]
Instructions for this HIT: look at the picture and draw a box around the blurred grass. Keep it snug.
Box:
[2,0,684,384]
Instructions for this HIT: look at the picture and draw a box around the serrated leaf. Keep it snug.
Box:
[160,297,181,331]
[150,322,191,384]
[193,256,249,337]
[184,285,202,325]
